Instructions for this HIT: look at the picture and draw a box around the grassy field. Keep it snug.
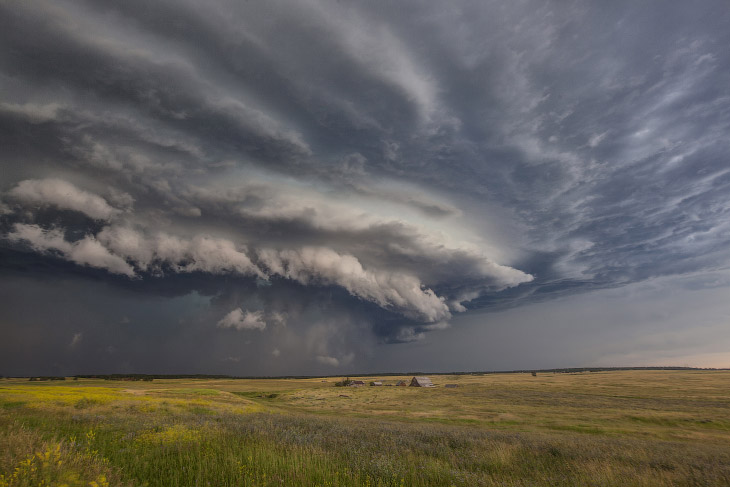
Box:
[1,370,729,486]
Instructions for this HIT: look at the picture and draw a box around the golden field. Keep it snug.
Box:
[1,370,729,486]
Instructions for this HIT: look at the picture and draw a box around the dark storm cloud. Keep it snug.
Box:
[1,0,729,373]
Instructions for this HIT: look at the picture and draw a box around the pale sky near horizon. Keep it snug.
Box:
[1,1,729,375]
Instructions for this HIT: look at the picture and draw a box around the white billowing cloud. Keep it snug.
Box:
[7,224,135,276]
[8,179,121,221]
[315,355,340,367]
[217,308,267,331]
[9,219,529,323]
[449,290,481,313]
[70,237,137,277]
[95,226,153,269]
[184,178,532,292]
[161,234,259,276]
[10,221,454,321]
[14,217,529,323]
[258,246,452,323]
[181,176,535,314]
[97,226,263,277]
[8,224,71,253]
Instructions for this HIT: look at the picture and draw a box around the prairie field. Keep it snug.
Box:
[1,370,729,486]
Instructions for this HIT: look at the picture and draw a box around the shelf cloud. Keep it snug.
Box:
[1,0,729,374]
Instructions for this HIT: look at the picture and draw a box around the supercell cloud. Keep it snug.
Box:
[1,1,729,374]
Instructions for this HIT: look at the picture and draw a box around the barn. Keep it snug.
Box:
[410,376,434,387]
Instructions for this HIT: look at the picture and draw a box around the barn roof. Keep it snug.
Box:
[410,376,434,387]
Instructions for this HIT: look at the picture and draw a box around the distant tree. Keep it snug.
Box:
[335,377,352,387]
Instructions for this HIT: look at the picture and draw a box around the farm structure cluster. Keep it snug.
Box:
[339,376,442,387]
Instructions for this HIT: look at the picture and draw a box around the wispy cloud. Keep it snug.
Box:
[8,179,122,221]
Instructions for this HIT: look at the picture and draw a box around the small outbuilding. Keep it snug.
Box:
[396,380,407,386]
[370,381,383,386]
[349,380,365,387]
[410,376,434,387]
[444,384,458,388]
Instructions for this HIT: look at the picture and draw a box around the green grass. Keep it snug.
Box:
[2,371,730,486]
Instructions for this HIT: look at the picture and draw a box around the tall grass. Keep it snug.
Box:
[2,408,729,486]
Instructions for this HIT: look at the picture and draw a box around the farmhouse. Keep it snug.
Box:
[349,380,365,387]
[410,376,434,387]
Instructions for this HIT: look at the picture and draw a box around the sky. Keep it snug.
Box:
[1,1,729,376]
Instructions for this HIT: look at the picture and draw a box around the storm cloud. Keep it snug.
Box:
[1,0,729,375]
